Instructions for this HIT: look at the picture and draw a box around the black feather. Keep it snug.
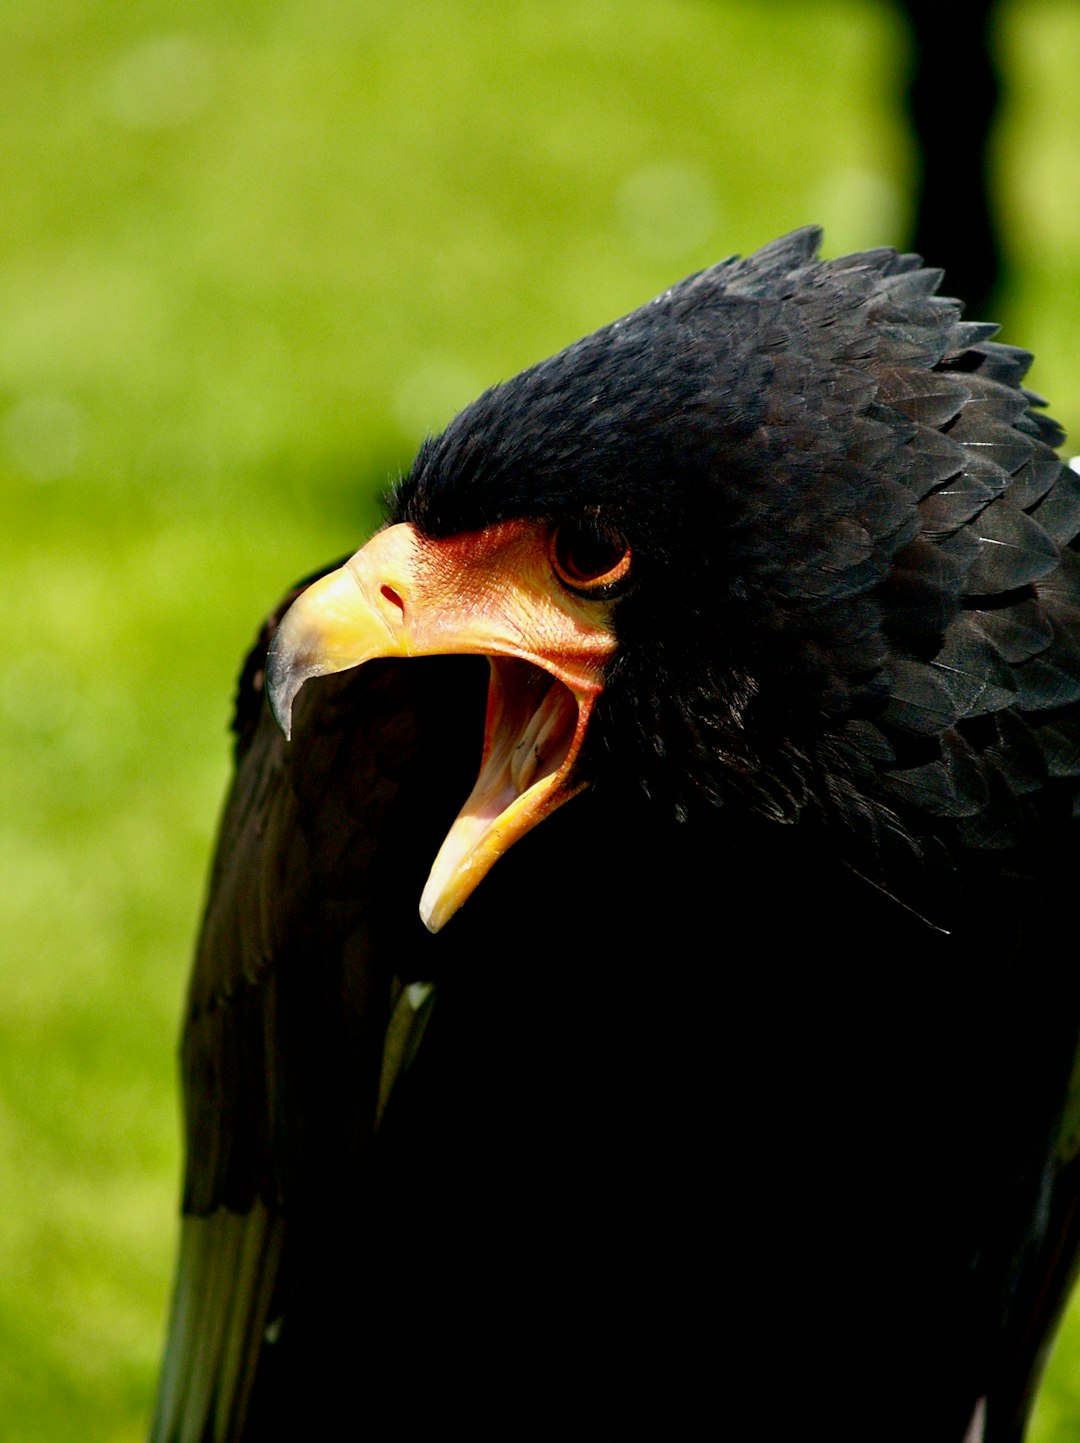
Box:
[969,601,1055,665]
[965,503,1059,593]
[156,230,1080,1443]
[1031,461,1080,544]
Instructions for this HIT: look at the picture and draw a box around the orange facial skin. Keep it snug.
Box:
[266,519,623,930]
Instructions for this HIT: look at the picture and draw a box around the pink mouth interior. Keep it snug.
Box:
[475,658,580,822]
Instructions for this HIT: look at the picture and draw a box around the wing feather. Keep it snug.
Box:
[151,592,486,1441]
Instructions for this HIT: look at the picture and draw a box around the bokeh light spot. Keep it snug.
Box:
[102,34,215,131]
[617,160,720,261]
[4,395,87,482]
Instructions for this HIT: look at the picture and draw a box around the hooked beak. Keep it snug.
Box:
[266,520,617,931]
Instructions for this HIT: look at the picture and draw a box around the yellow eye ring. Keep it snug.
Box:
[550,520,631,593]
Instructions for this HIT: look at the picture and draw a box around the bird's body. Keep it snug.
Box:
[153,230,1080,1441]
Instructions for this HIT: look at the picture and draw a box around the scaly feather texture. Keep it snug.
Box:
[154,231,1080,1442]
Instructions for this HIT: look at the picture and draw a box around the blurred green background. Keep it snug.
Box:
[4,1,1080,1438]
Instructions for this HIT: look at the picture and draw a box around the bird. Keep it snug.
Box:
[150,227,1080,1443]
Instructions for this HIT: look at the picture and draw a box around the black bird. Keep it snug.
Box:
[152,229,1080,1442]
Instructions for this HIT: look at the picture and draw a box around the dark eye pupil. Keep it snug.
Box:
[556,523,627,583]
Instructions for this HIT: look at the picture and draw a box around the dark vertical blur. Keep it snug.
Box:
[901,0,1004,322]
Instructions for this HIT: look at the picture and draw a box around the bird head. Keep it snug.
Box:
[266,227,1070,931]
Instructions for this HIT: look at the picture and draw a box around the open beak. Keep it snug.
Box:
[266,520,617,931]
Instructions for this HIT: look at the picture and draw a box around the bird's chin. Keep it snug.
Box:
[419,656,592,933]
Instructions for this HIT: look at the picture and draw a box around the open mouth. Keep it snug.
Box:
[485,659,579,813]
[419,657,591,931]
[264,519,618,929]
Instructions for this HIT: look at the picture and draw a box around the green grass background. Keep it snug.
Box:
[4,1,1080,1437]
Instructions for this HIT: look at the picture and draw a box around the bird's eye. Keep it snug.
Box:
[550,520,631,594]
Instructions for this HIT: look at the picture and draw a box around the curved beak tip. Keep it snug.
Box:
[418,888,449,935]
[266,631,302,741]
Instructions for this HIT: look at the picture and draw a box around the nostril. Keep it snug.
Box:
[381,585,405,617]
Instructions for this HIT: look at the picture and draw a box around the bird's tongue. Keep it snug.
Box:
[419,657,588,931]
